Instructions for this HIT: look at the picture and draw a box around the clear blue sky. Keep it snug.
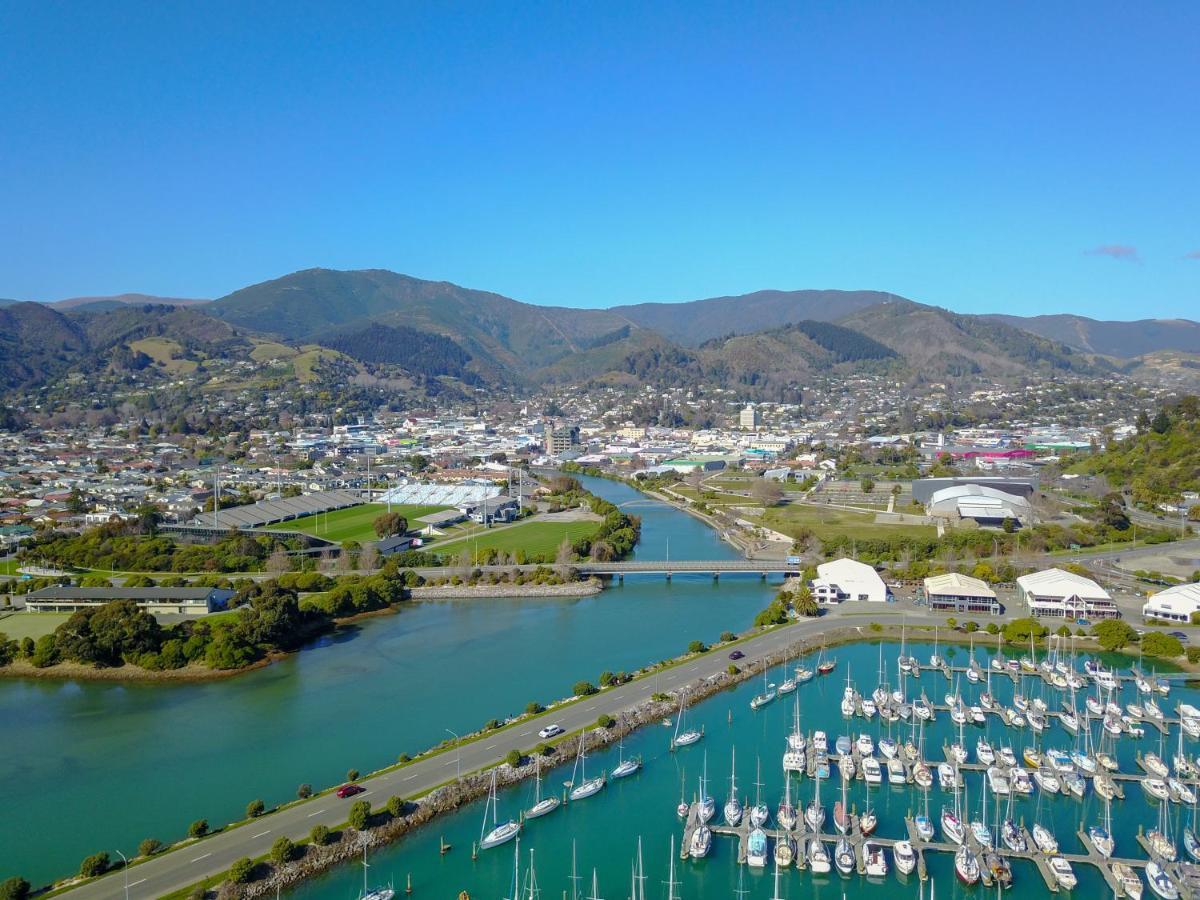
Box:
[2,1,1197,318]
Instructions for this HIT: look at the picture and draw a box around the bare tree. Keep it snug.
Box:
[266,546,291,576]
[359,544,379,574]
[752,479,783,507]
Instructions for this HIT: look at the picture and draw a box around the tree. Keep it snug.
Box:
[1002,517,1017,533]
[373,512,408,538]
[347,799,372,831]
[573,680,598,696]
[0,878,30,900]
[1142,632,1184,658]
[1093,619,1138,651]
[228,857,255,884]
[1096,492,1131,530]
[505,749,522,767]
[270,836,296,865]
[79,852,109,877]
[1152,409,1172,434]
[358,543,379,573]
[687,640,708,654]
[265,546,292,575]
[597,714,615,728]
[860,477,875,494]
[310,824,331,846]
[347,768,360,782]
[138,838,162,857]
[1055,624,1072,637]
[751,479,783,507]
[297,783,313,799]
[189,819,208,838]
[246,799,265,818]
[386,795,405,817]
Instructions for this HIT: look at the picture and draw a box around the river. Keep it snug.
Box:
[2,475,781,886]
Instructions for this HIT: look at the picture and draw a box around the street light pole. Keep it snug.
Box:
[445,728,461,780]
[115,849,129,900]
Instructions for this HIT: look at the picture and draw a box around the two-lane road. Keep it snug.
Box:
[59,607,943,899]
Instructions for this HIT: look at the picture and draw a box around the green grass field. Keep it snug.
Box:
[429,519,601,560]
[0,611,70,640]
[274,503,449,544]
[757,503,937,542]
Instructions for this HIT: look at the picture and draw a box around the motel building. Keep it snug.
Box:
[1015,568,1120,621]
[922,572,1002,615]
[1141,582,1200,624]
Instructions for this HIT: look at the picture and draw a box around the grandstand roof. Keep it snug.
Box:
[188,489,362,529]
[376,482,501,508]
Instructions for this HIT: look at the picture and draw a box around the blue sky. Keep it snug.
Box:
[1,1,1197,318]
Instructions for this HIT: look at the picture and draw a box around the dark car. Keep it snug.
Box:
[336,783,365,798]
[1170,631,1189,642]
[729,650,745,660]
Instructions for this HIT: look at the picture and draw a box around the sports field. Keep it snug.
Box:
[429,519,601,560]
[756,503,937,542]
[275,503,449,544]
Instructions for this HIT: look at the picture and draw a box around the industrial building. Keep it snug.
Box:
[910,477,1035,505]
[922,572,1001,615]
[1016,568,1119,620]
[24,586,235,616]
[1141,582,1200,623]
[811,557,889,604]
[926,483,1033,526]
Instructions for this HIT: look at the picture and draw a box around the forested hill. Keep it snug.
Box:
[1070,395,1200,506]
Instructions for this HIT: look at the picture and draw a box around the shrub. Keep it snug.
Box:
[985,623,999,634]
[228,857,255,884]
[573,681,598,696]
[0,877,31,900]
[189,819,209,839]
[270,836,296,865]
[597,714,615,728]
[79,852,109,877]
[535,742,553,756]
[687,640,708,654]
[246,799,265,818]
[346,768,360,782]
[1188,647,1200,664]
[720,631,737,643]
[525,701,544,715]
[386,795,405,817]
[946,618,957,629]
[297,783,312,799]
[963,621,978,633]
[310,824,332,846]
[727,663,739,675]
[138,838,162,857]
[348,799,372,830]
[504,749,522,767]
[599,670,615,686]
[868,622,882,632]
[397,753,411,764]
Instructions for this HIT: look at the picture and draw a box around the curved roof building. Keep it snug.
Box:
[926,483,1032,525]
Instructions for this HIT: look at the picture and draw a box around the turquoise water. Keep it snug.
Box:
[1,475,781,885]
[289,639,1193,900]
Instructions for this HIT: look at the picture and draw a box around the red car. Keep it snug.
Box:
[336,783,365,798]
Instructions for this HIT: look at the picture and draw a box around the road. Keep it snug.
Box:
[58,606,943,900]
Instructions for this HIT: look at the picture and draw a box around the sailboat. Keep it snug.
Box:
[773,825,796,868]
[480,768,521,849]
[930,625,943,668]
[834,832,856,875]
[567,735,605,801]
[358,842,395,900]
[783,692,806,773]
[671,692,702,748]
[778,771,798,830]
[1090,794,1116,858]
[697,752,715,823]
[747,823,769,867]
[751,665,777,710]
[968,774,992,848]
[522,848,541,900]
[504,838,521,900]
[805,769,826,830]
[688,810,712,859]
[611,737,641,780]
[749,758,769,827]
[834,771,851,834]
[526,756,561,819]
[817,638,836,675]
[725,747,744,826]
[778,660,798,695]
[941,762,965,844]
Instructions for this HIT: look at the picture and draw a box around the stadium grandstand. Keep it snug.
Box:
[376,482,501,507]
[182,489,363,531]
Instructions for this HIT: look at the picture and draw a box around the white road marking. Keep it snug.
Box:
[252,830,270,838]
[520,729,534,736]
[129,879,146,888]
[485,743,497,749]
[191,853,211,862]
[307,809,325,817]
[405,773,420,780]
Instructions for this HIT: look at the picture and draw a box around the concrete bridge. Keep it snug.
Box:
[408,558,802,580]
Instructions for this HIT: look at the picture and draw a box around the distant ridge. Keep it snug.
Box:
[48,293,210,311]
[986,313,1200,358]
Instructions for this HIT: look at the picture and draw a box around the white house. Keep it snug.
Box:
[812,558,888,604]
[1142,583,1200,623]
[1016,568,1119,620]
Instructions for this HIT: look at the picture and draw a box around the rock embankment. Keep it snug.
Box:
[407,578,603,600]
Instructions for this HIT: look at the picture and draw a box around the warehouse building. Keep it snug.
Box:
[811,558,889,604]
[926,483,1033,526]
[1016,568,1119,620]
[1142,582,1200,623]
[923,572,1001,615]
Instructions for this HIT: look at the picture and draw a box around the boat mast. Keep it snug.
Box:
[666,836,680,900]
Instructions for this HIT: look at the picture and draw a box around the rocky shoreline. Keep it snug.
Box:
[407,578,603,600]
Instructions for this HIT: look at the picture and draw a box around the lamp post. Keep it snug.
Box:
[445,728,461,780]
[115,849,130,900]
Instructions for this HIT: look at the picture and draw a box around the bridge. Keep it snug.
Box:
[407,559,802,580]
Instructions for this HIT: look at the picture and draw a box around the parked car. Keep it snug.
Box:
[336,783,365,798]
[538,724,564,739]
[729,650,745,660]
[1170,631,1189,642]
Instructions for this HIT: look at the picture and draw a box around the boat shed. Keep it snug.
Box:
[23,586,234,616]
[923,572,1001,615]
[1142,582,1200,623]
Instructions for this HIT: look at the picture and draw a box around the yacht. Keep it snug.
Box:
[1010,768,1033,795]
[894,839,916,875]
[862,757,883,785]
[1147,861,1180,900]
[1113,862,1143,900]
[796,664,814,683]
[915,811,935,841]
[805,776,826,830]
[610,739,641,780]
[1023,747,1043,768]
[941,807,965,844]
[857,733,875,756]
[998,746,1017,768]
[1061,771,1086,798]
[976,739,995,765]
[749,759,768,827]
[834,836,856,876]
[863,841,888,878]
[861,698,878,718]
[913,762,933,789]
[879,736,898,758]
[1169,777,1196,805]
[746,828,768,868]
[887,757,907,784]
[777,775,798,830]
[1033,768,1060,794]
[724,749,743,827]
[1002,819,1027,852]
[1032,823,1058,854]
[357,844,395,900]
[937,762,961,790]
[773,832,796,868]
[526,757,561,819]
[986,766,1011,796]
[1089,823,1115,858]
[671,693,702,748]
[1147,828,1176,861]
[1145,753,1170,779]
[1094,773,1117,801]
[1048,857,1077,890]
[1144,777,1171,801]
[479,769,521,850]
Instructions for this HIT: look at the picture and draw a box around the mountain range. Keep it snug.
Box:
[2,267,1196,397]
